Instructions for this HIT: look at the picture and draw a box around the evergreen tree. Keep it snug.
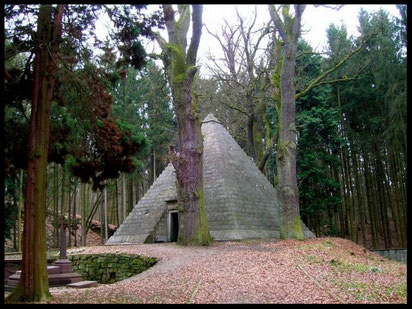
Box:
[6,4,65,302]
[4,4,162,302]
[295,41,343,236]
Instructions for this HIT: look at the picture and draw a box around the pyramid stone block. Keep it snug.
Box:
[106,114,314,244]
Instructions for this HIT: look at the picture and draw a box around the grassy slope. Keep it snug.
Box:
[291,237,407,303]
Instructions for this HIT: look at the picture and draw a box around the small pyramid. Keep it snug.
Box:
[107,114,314,244]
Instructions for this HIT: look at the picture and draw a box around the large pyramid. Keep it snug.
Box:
[106,114,314,244]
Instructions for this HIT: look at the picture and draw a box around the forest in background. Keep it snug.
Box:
[4,4,407,252]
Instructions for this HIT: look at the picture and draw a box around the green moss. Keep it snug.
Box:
[166,43,186,79]
[193,188,212,246]
[178,188,212,246]
[173,73,186,84]
[69,253,156,284]
[280,216,304,240]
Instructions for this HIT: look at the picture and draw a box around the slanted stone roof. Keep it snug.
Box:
[106,114,314,244]
[106,164,176,244]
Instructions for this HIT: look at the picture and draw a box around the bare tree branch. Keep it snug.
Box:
[152,31,167,50]
[314,4,344,11]
[162,4,176,43]
[268,5,287,41]
[293,5,306,42]
[187,5,203,66]
[220,100,249,116]
[176,5,190,49]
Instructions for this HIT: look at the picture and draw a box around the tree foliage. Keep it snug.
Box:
[4,4,165,302]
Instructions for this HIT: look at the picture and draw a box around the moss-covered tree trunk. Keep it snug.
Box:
[6,4,64,303]
[269,5,305,240]
[276,39,304,239]
[173,77,210,245]
[155,5,211,246]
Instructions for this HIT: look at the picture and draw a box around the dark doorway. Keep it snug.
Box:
[169,212,179,242]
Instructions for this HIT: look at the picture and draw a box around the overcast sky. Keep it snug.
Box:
[197,4,400,50]
[96,4,401,76]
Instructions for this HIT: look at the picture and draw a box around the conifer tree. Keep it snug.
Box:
[6,4,64,302]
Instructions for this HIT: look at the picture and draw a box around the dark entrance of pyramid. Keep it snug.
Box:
[168,210,179,242]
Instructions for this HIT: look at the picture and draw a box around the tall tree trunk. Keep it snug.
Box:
[254,110,265,165]
[337,154,346,237]
[81,182,87,246]
[340,148,350,239]
[128,176,134,213]
[151,149,157,183]
[67,177,72,248]
[115,179,120,227]
[381,149,395,248]
[395,150,406,245]
[247,113,257,161]
[104,186,108,242]
[122,173,126,222]
[100,188,105,245]
[370,159,384,248]
[53,163,59,248]
[135,176,141,205]
[269,5,306,239]
[362,149,378,248]
[391,149,406,247]
[352,152,366,246]
[6,4,64,303]
[347,149,358,243]
[72,181,78,247]
[373,151,390,248]
[155,5,211,245]
[331,163,343,237]
[17,169,24,252]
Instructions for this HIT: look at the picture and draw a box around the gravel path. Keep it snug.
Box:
[37,237,406,304]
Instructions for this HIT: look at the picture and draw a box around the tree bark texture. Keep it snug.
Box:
[53,163,59,247]
[17,169,24,252]
[269,5,305,239]
[156,5,211,245]
[7,4,64,303]
[247,113,257,162]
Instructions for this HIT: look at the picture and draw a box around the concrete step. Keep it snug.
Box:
[15,265,61,275]
[67,280,98,289]
[47,266,61,274]
[48,272,83,286]
[7,272,83,287]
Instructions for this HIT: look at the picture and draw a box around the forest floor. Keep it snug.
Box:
[10,236,406,304]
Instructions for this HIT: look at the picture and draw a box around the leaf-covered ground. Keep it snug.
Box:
[14,237,408,304]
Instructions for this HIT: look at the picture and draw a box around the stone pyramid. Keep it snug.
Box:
[106,114,314,244]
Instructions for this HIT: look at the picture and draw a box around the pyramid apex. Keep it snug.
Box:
[202,113,221,124]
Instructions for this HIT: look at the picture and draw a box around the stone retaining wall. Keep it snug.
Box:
[68,253,156,284]
[371,249,407,263]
